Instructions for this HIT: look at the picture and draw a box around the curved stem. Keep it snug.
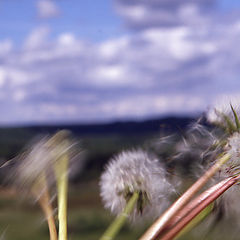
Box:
[32,174,58,240]
[100,191,139,240]
[160,175,240,240]
[38,188,58,240]
[139,153,231,240]
[164,177,231,230]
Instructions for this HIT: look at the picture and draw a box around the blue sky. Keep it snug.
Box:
[1,0,240,125]
[0,0,124,44]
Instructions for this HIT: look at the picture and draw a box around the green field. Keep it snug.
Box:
[0,127,239,240]
[0,180,238,240]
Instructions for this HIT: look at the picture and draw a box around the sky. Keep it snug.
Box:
[1,0,240,125]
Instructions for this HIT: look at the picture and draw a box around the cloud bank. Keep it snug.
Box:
[0,0,240,124]
[37,0,60,19]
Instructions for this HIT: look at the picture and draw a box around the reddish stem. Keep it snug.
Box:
[139,154,230,240]
[159,175,240,240]
[163,177,231,232]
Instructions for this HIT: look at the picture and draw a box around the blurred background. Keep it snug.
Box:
[0,0,240,239]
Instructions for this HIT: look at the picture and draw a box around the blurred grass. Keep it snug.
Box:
[0,180,238,240]
[0,181,146,240]
[0,129,238,240]
[0,132,152,240]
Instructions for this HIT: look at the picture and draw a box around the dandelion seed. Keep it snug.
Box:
[100,149,174,222]
[222,132,240,175]
[172,123,221,181]
[100,149,175,240]
[206,97,240,131]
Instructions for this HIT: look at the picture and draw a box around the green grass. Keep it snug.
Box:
[0,131,237,240]
[0,181,146,240]
[0,181,238,240]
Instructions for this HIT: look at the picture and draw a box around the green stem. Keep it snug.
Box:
[55,153,69,240]
[100,191,139,240]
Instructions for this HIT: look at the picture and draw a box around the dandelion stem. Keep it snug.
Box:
[163,177,231,230]
[139,153,231,240]
[31,175,58,240]
[172,203,213,240]
[55,153,69,240]
[99,191,139,240]
[38,188,58,240]
[160,174,240,240]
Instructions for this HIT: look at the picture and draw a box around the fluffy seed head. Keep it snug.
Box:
[173,123,222,179]
[225,132,240,167]
[206,97,240,127]
[100,149,175,222]
[9,131,84,197]
[177,124,219,158]
[16,137,55,188]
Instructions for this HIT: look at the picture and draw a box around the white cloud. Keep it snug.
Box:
[98,94,205,119]
[1,0,240,124]
[13,90,26,102]
[39,103,77,116]
[24,26,50,49]
[0,67,7,87]
[117,4,147,22]
[37,0,60,19]
[57,33,76,46]
[0,39,13,56]
[98,37,128,59]
[89,65,130,87]
[115,0,214,29]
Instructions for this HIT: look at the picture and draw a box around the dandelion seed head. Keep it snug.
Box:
[174,123,221,178]
[225,132,240,167]
[100,149,175,222]
[14,137,56,189]
[206,96,240,126]
[150,134,177,157]
[9,130,84,199]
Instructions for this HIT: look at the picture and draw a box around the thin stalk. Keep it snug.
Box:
[55,153,69,240]
[164,177,232,230]
[160,175,240,240]
[99,191,139,240]
[31,175,58,240]
[38,188,58,240]
[139,153,231,240]
[173,203,213,240]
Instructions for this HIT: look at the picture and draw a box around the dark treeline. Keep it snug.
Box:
[0,116,197,181]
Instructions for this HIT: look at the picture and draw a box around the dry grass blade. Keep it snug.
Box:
[159,174,240,240]
[139,154,230,240]
[38,189,58,240]
[161,177,232,232]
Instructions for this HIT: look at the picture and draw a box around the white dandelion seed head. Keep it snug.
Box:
[206,96,240,126]
[45,130,86,180]
[225,132,240,167]
[100,149,175,223]
[10,130,84,197]
[14,136,56,189]
[174,123,221,178]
